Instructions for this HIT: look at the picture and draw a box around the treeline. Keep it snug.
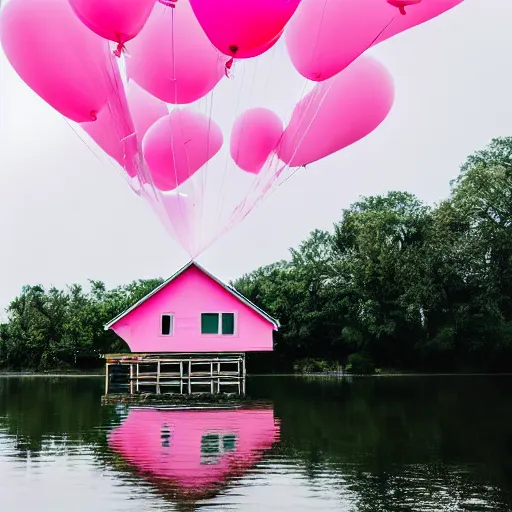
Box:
[0,279,163,370]
[1,138,512,373]
[235,137,512,373]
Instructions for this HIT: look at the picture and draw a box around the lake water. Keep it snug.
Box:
[0,375,511,511]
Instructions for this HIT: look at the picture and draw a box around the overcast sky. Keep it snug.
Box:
[0,0,511,315]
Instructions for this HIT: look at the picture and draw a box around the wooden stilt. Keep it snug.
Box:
[188,360,191,394]
[180,360,183,394]
[105,363,110,395]
[156,360,161,395]
[217,361,221,394]
[242,356,246,395]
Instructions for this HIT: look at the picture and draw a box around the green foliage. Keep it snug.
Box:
[346,353,375,375]
[3,138,512,374]
[233,138,512,374]
[0,278,164,371]
[294,358,339,374]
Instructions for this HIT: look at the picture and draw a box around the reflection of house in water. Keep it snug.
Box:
[108,405,279,504]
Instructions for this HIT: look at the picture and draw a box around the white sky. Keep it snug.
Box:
[0,0,511,315]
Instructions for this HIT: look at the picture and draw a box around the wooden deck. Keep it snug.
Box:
[104,352,246,396]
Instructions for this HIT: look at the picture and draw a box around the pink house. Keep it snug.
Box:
[105,261,279,353]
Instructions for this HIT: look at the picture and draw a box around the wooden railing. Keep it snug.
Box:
[104,353,246,395]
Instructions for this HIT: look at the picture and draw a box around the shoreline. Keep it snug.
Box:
[1,371,512,378]
[0,371,104,377]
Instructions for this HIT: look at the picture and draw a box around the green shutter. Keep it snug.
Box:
[201,313,219,334]
[222,313,235,335]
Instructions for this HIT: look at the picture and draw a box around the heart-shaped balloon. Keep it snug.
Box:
[230,108,283,174]
[126,0,228,104]
[285,0,464,81]
[143,110,223,191]
[189,0,301,58]
[277,56,395,167]
[0,0,111,122]
[68,0,156,50]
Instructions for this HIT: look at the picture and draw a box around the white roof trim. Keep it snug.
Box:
[104,261,280,331]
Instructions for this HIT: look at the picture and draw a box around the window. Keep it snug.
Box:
[161,314,174,336]
[201,313,236,335]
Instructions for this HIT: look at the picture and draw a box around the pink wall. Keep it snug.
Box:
[111,265,275,352]
[108,406,279,498]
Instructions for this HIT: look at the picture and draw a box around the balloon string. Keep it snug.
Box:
[308,0,329,79]
[169,4,193,255]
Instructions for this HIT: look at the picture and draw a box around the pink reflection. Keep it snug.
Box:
[108,406,279,498]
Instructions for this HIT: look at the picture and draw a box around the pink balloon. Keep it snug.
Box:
[80,108,138,177]
[126,1,228,104]
[241,30,284,59]
[126,81,168,141]
[143,110,223,191]
[380,0,464,40]
[0,0,111,122]
[230,108,283,174]
[277,56,394,167]
[189,0,301,58]
[68,0,156,51]
[285,0,464,81]
[79,52,144,178]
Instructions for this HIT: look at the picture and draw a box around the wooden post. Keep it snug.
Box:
[105,363,109,395]
[242,355,246,395]
[129,364,134,395]
[157,360,161,395]
[188,360,191,394]
[237,358,241,394]
[180,360,183,394]
[210,362,214,393]
[136,363,140,393]
[217,361,220,394]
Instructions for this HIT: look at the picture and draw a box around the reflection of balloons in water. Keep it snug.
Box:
[0,0,465,256]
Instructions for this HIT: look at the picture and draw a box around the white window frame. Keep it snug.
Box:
[200,312,238,336]
[160,313,175,336]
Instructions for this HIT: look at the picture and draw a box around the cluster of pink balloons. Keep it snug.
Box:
[0,0,464,250]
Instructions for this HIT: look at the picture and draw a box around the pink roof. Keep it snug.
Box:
[104,261,278,353]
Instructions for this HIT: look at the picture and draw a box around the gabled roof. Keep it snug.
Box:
[104,261,279,331]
